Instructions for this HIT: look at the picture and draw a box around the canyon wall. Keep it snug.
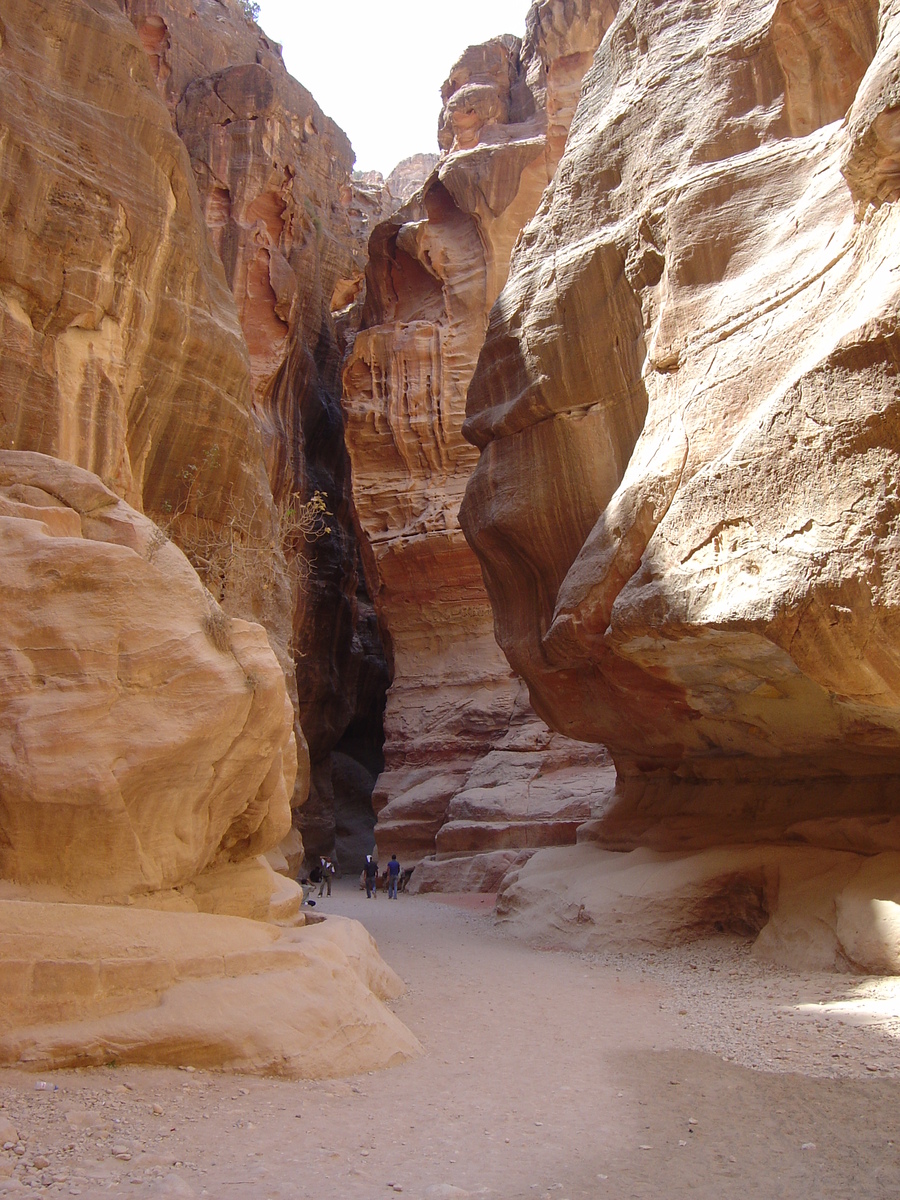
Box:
[461,0,900,969]
[123,0,392,868]
[343,1,619,886]
[0,0,417,1070]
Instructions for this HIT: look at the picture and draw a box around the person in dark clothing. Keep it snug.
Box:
[318,857,334,897]
[364,854,378,899]
[387,853,401,899]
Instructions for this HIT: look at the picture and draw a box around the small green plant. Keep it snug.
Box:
[238,0,260,21]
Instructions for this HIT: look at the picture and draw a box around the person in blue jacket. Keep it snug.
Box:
[387,854,401,899]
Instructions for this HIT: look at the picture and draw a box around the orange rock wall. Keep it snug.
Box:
[460,0,900,853]
[343,2,619,875]
[0,0,271,543]
[123,0,392,866]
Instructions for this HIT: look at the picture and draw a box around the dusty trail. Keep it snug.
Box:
[1,882,899,1199]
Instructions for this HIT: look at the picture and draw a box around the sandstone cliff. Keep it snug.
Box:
[461,0,900,969]
[0,0,271,560]
[123,0,391,868]
[343,2,619,883]
[0,0,417,1070]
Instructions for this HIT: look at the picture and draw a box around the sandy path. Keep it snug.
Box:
[1,883,899,1199]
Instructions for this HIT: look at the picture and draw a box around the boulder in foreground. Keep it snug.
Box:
[0,902,421,1077]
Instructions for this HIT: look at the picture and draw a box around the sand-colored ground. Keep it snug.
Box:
[1,881,899,1198]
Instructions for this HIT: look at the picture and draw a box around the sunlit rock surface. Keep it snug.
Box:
[343,1,617,883]
[497,841,900,975]
[0,903,421,1077]
[0,452,296,905]
[461,0,900,846]
[459,0,900,960]
[0,0,270,536]
[0,451,418,1072]
[0,4,418,1068]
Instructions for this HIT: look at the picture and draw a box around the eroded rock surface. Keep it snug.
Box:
[0,452,296,906]
[0,0,270,540]
[343,2,617,882]
[460,0,900,950]
[0,4,417,1069]
[497,841,900,975]
[0,452,418,1070]
[122,0,391,869]
[0,903,421,1076]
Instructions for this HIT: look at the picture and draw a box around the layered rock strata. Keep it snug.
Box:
[0,0,273,560]
[496,842,900,975]
[343,2,618,883]
[0,0,308,819]
[0,2,417,1069]
[0,902,421,1076]
[123,0,391,868]
[460,0,900,958]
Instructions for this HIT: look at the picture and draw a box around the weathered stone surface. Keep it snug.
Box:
[385,154,441,204]
[0,0,272,548]
[0,902,421,1077]
[0,2,420,1068]
[409,849,534,895]
[0,451,296,906]
[123,0,391,869]
[461,0,900,857]
[0,453,419,1070]
[343,2,617,879]
[496,842,900,975]
[0,0,313,864]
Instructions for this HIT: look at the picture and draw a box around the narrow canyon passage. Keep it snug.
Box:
[2,891,899,1199]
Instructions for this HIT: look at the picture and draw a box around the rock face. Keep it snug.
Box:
[0,0,310,816]
[0,2,418,1069]
[0,452,296,906]
[342,3,618,884]
[385,154,441,204]
[496,842,900,974]
[459,0,900,957]
[0,902,421,1076]
[0,0,271,548]
[123,0,391,869]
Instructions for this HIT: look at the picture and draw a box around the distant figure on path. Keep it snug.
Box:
[387,853,401,899]
[318,857,335,897]
[364,854,378,899]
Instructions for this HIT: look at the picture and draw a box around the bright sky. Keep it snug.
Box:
[255,0,532,174]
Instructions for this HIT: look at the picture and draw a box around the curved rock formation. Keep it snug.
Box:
[0,451,296,906]
[0,904,421,1077]
[0,0,270,540]
[124,0,391,868]
[460,0,900,963]
[343,2,618,883]
[0,3,418,1068]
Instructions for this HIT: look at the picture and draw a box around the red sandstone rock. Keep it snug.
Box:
[343,3,617,881]
[0,451,296,905]
[123,0,392,867]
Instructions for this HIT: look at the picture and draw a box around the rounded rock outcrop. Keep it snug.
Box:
[0,451,296,904]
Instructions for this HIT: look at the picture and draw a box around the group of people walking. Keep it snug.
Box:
[302,852,405,902]
[364,853,402,898]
